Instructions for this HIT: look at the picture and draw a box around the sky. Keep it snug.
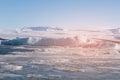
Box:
[0,0,120,29]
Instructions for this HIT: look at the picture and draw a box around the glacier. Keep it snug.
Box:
[0,26,120,80]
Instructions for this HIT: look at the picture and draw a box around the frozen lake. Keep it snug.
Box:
[0,45,120,80]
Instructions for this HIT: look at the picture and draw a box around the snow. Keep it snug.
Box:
[114,44,120,50]
[0,27,120,80]
[1,64,23,71]
[109,28,120,34]
[0,45,120,79]
[1,36,115,48]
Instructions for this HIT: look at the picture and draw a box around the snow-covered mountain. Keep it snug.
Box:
[109,28,120,34]
[20,26,63,32]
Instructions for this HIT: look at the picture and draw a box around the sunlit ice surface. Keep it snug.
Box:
[0,44,120,80]
[79,36,97,45]
[75,35,110,48]
[0,28,120,80]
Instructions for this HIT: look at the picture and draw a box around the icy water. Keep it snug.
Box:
[0,45,120,80]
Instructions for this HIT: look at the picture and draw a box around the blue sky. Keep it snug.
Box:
[0,0,120,29]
